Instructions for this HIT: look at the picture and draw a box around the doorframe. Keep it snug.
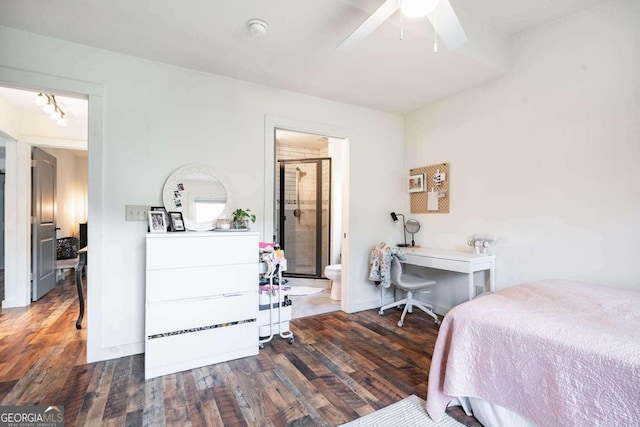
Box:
[0,66,105,363]
[264,115,350,311]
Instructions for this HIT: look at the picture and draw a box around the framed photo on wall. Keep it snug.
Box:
[169,211,185,232]
[149,210,167,233]
[408,173,425,193]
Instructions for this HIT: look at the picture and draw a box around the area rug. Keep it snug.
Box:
[339,395,464,427]
[286,286,324,296]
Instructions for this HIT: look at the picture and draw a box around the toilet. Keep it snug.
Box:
[324,264,342,300]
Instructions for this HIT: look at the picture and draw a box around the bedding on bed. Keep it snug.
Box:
[426,279,640,427]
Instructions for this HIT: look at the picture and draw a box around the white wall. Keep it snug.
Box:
[42,147,88,238]
[0,26,404,361]
[0,97,20,139]
[404,0,640,310]
[328,137,344,265]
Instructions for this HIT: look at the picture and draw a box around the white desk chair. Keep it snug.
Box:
[379,256,440,327]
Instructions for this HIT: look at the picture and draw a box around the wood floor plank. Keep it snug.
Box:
[0,380,18,403]
[162,373,191,427]
[53,364,96,427]
[211,385,247,427]
[257,369,308,427]
[222,359,270,426]
[125,409,143,427]
[103,355,133,420]
[125,354,145,414]
[142,377,165,427]
[197,388,225,426]
[271,354,330,411]
[181,371,207,427]
[310,375,363,420]
[0,272,482,426]
[76,359,116,426]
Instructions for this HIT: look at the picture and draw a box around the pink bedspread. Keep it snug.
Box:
[426,279,640,427]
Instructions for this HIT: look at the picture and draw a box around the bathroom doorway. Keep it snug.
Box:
[277,158,331,278]
[273,128,343,318]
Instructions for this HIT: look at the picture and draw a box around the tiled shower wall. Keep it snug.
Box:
[276,143,330,276]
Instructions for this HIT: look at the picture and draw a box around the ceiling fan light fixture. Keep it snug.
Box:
[400,0,439,18]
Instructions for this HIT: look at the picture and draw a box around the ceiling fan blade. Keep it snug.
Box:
[336,0,400,51]
[427,0,468,49]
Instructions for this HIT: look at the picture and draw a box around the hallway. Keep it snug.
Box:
[0,273,86,404]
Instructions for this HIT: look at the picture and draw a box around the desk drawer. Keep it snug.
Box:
[404,254,471,273]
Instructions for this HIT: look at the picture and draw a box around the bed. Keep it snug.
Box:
[426,279,640,427]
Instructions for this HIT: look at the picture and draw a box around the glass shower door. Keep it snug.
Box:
[277,159,330,278]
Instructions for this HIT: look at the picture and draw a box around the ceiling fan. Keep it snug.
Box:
[337,0,467,52]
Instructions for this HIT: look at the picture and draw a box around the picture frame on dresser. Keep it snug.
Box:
[169,211,185,232]
[150,206,170,232]
[149,210,167,233]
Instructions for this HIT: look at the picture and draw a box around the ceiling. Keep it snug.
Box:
[0,87,88,159]
[0,0,605,114]
[276,129,328,149]
[0,87,88,121]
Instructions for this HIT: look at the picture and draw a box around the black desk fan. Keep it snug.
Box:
[405,219,421,247]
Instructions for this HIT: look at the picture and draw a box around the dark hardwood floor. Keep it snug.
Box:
[0,275,480,426]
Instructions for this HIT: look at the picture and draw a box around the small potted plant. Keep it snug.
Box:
[232,208,256,229]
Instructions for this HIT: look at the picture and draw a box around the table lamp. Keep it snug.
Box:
[390,212,409,247]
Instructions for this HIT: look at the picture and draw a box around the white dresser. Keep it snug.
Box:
[145,231,259,379]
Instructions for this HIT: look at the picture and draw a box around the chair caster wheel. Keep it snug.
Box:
[288,337,295,344]
[259,343,265,349]
[397,321,403,327]
[378,310,384,316]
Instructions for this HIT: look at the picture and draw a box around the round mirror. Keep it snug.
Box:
[162,163,233,231]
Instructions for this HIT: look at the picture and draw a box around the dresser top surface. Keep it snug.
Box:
[146,231,260,238]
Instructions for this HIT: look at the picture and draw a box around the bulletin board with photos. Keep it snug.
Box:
[409,163,449,214]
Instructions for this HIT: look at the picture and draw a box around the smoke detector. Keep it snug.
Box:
[247,19,268,37]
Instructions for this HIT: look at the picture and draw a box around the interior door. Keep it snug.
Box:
[32,147,57,301]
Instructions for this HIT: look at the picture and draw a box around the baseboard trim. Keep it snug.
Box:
[93,341,144,362]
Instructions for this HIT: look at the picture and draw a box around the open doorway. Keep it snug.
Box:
[274,129,346,318]
[0,86,88,320]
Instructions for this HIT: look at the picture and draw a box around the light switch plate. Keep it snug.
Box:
[125,205,150,221]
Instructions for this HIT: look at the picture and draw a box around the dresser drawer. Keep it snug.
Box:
[146,291,257,336]
[146,233,258,270]
[146,264,258,302]
[145,321,258,379]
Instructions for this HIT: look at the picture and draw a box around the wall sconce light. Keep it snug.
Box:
[390,212,409,247]
[34,93,67,127]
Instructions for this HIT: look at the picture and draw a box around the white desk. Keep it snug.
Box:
[401,247,495,301]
